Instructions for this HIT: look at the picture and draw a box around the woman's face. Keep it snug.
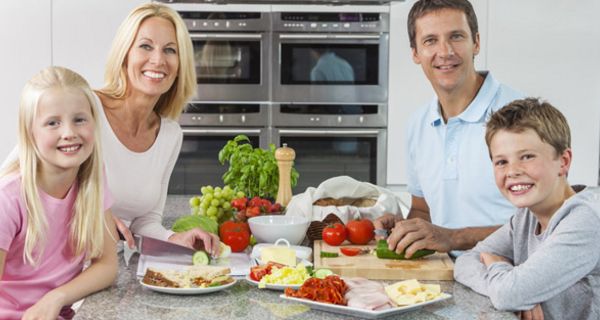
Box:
[125,16,179,99]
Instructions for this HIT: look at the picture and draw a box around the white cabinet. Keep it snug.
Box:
[52,0,147,88]
[387,0,600,187]
[0,0,52,159]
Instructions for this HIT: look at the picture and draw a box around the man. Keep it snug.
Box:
[375,0,523,257]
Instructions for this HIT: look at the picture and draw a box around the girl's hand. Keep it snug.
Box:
[112,215,135,249]
[480,252,511,267]
[168,229,220,257]
[22,291,64,320]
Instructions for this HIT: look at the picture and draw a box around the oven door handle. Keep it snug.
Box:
[278,34,381,40]
[182,128,262,135]
[277,129,380,135]
[190,33,263,39]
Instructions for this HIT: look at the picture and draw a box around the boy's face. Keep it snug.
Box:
[490,128,571,216]
[411,8,480,95]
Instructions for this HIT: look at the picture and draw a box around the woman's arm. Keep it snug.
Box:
[22,210,118,319]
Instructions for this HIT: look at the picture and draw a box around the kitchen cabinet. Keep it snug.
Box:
[0,0,52,160]
[387,0,600,187]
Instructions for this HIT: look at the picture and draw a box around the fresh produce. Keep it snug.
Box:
[346,219,375,245]
[189,185,242,224]
[171,214,218,234]
[320,251,339,258]
[231,196,285,222]
[219,221,250,252]
[375,240,435,260]
[313,268,334,279]
[192,251,210,265]
[218,134,299,199]
[322,223,347,246]
[249,261,286,281]
[340,247,362,256]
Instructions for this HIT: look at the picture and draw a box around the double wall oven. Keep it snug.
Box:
[167,4,390,195]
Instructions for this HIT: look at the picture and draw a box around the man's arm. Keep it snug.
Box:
[387,195,501,256]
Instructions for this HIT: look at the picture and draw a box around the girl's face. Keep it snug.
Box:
[125,16,179,99]
[32,88,96,175]
[490,128,571,217]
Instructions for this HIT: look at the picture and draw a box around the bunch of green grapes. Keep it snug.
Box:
[189,185,245,223]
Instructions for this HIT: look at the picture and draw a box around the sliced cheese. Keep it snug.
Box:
[384,279,442,306]
[260,246,296,266]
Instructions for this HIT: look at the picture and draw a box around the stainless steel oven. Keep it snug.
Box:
[271,103,387,193]
[169,103,269,194]
[272,10,389,103]
[179,10,271,102]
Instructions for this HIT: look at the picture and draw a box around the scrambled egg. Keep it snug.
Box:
[258,263,310,288]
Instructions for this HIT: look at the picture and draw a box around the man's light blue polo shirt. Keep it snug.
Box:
[405,72,524,229]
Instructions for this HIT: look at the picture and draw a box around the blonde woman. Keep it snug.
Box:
[95,3,219,254]
[0,66,118,319]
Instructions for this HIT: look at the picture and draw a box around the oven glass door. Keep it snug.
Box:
[168,129,266,194]
[274,129,387,194]
[274,34,388,103]
[191,33,269,101]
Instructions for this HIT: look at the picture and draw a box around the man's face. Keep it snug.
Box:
[411,8,480,95]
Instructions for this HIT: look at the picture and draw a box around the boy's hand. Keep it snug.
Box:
[480,252,512,267]
[518,304,544,320]
[22,290,64,320]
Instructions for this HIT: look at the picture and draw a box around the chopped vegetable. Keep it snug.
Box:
[192,251,210,265]
[320,251,339,258]
[375,240,435,260]
[314,269,334,279]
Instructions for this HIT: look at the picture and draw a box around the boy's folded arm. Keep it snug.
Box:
[484,210,600,311]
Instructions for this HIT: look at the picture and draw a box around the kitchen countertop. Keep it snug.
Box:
[74,195,518,320]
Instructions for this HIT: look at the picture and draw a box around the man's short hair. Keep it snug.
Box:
[485,98,571,157]
[408,0,479,49]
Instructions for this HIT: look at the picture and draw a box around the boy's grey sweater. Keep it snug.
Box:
[454,188,600,320]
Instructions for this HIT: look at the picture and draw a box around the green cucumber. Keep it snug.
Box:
[375,240,435,260]
[314,268,334,279]
[192,251,210,265]
[320,251,339,258]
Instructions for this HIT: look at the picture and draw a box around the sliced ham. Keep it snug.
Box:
[343,277,394,310]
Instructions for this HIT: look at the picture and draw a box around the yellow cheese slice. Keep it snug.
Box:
[384,279,442,306]
[260,246,296,266]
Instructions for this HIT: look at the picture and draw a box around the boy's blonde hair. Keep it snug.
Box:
[485,98,571,158]
[1,66,106,265]
[98,3,196,120]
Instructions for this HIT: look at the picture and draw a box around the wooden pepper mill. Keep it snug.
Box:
[275,143,295,207]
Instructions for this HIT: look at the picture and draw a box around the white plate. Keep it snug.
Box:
[279,293,452,319]
[245,275,302,291]
[140,278,237,295]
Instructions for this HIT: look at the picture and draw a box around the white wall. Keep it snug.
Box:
[387,0,600,187]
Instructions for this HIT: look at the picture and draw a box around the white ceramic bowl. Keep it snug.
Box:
[248,215,310,245]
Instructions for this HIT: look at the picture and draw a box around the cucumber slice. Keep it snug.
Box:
[314,268,334,279]
[193,251,210,265]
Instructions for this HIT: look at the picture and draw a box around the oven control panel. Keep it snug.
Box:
[179,11,270,31]
[273,12,389,33]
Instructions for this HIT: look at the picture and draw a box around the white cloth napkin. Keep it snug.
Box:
[285,176,403,223]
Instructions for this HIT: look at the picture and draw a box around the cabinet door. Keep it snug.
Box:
[386,0,489,185]
[0,0,52,159]
[487,0,600,186]
[52,0,147,89]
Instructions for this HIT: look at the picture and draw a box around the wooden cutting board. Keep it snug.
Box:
[313,240,454,280]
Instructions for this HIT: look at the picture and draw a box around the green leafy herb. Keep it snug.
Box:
[218,135,299,199]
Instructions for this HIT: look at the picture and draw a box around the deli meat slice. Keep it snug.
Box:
[343,277,394,310]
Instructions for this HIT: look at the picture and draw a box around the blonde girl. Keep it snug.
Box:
[0,66,118,320]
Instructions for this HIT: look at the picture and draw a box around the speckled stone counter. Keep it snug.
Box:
[74,196,518,320]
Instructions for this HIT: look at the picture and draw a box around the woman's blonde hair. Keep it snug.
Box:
[98,3,196,120]
[0,66,107,265]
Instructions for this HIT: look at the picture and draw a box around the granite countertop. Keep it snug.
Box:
[74,195,518,320]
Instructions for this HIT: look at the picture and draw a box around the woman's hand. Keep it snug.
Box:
[22,290,64,320]
[169,229,220,257]
[112,215,135,249]
[518,304,544,320]
[480,252,511,267]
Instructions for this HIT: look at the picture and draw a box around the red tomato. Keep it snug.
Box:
[231,197,248,211]
[249,265,269,281]
[219,221,250,252]
[346,219,374,245]
[270,203,283,213]
[340,247,362,256]
[246,206,261,217]
[322,223,347,246]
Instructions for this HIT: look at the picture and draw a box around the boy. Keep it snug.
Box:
[454,98,600,320]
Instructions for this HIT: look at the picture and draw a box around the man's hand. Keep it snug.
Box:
[22,290,65,320]
[169,229,221,257]
[373,213,403,240]
[112,215,135,249]
[518,304,544,320]
[480,252,511,267]
[386,218,453,257]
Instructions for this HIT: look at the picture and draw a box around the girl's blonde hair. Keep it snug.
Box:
[98,3,196,120]
[0,66,106,265]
